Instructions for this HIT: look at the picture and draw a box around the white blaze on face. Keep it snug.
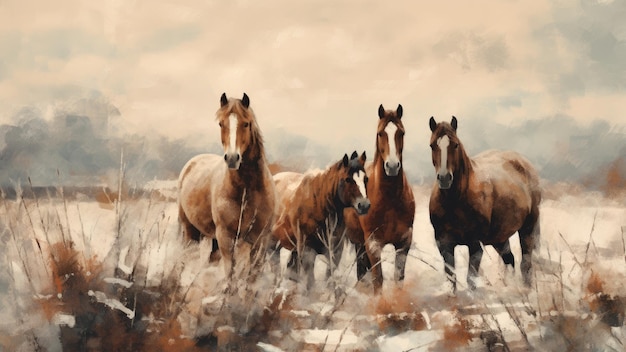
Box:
[384,122,398,159]
[438,135,450,174]
[227,113,238,154]
[385,122,400,175]
[352,170,367,197]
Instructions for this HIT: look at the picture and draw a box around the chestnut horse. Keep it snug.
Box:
[428,116,541,291]
[178,93,276,279]
[272,151,370,289]
[344,104,415,293]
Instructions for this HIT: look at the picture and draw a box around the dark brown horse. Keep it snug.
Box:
[272,151,370,289]
[428,116,541,291]
[344,104,415,293]
[178,93,276,279]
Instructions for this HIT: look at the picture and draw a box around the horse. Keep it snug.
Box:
[178,92,276,280]
[344,104,415,293]
[428,116,541,291]
[272,151,370,289]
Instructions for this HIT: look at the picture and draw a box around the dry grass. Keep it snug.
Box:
[1,177,625,351]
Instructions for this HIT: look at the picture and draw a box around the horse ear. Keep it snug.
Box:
[360,151,366,162]
[342,154,349,168]
[378,104,385,119]
[451,116,457,131]
[397,104,403,119]
[429,116,437,131]
[220,93,228,107]
[242,93,250,108]
[350,151,358,159]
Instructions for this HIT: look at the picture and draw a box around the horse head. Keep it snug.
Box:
[338,151,370,215]
[429,116,462,190]
[216,92,258,170]
[376,104,405,177]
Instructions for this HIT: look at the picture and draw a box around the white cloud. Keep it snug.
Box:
[0,0,624,152]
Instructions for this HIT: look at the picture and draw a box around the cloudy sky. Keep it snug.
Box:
[0,0,624,175]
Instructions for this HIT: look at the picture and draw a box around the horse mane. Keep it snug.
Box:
[216,97,266,164]
[297,158,347,225]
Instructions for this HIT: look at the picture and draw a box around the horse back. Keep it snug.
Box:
[473,150,540,204]
[276,168,343,252]
[272,171,304,249]
[472,150,541,243]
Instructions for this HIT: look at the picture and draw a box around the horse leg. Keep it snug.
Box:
[493,240,514,268]
[519,209,540,286]
[365,236,384,293]
[209,239,221,263]
[285,250,299,282]
[436,238,456,291]
[301,246,317,290]
[394,239,411,284]
[324,228,345,279]
[355,242,371,282]
[267,239,282,279]
[242,235,268,284]
[215,227,235,279]
[179,206,201,242]
[467,241,484,290]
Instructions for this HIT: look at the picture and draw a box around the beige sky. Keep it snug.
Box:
[0,0,624,155]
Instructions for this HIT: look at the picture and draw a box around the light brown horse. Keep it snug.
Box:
[344,104,415,293]
[428,116,541,291]
[178,93,276,279]
[272,151,370,289]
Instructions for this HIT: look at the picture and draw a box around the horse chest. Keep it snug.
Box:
[362,205,411,241]
[215,190,272,238]
[431,201,490,243]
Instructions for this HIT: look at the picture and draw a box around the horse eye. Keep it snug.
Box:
[345,177,355,184]
[219,122,224,128]
[377,132,383,137]
[364,176,369,184]
[243,122,250,128]
[453,143,459,149]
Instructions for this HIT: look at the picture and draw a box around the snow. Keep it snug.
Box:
[88,290,135,319]
[291,328,358,345]
[376,330,441,351]
[52,314,75,328]
[1,182,625,350]
[103,277,133,288]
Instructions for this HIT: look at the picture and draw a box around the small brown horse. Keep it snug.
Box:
[428,116,541,291]
[178,93,276,279]
[272,151,370,289]
[344,104,415,293]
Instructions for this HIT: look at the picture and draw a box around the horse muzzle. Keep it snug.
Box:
[224,153,241,170]
[354,198,371,215]
[384,160,401,177]
[437,172,453,190]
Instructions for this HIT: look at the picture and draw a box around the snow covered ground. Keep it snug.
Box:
[1,182,625,351]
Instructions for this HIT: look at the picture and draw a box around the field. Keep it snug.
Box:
[1,180,625,351]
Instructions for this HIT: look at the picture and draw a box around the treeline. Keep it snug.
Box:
[0,94,624,193]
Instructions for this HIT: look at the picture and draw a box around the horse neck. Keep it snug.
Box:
[234,124,269,187]
[242,124,265,165]
[305,163,344,222]
[227,155,269,191]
